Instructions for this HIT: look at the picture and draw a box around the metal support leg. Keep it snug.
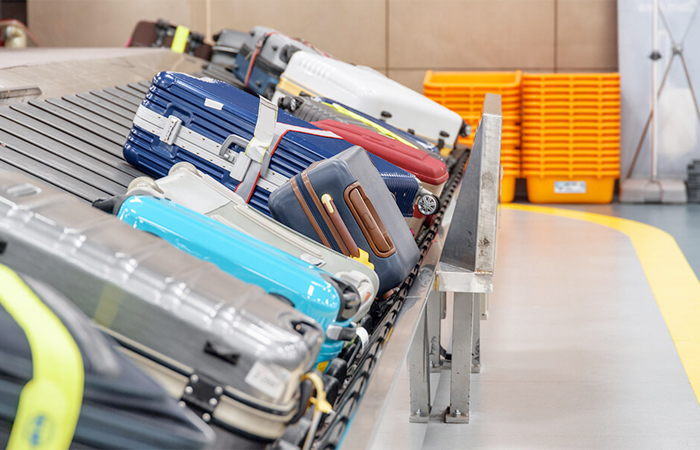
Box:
[481,293,488,320]
[409,305,431,423]
[426,290,443,371]
[472,294,481,373]
[445,292,473,423]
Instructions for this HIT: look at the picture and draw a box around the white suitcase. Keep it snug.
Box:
[273,52,468,150]
[127,162,380,319]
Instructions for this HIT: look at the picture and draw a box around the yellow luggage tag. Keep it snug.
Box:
[171,25,190,54]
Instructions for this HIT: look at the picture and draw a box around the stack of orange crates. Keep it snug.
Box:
[521,73,620,203]
[423,71,522,202]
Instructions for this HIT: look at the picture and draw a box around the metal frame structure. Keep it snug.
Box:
[409,93,502,424]
[342,95,501,449]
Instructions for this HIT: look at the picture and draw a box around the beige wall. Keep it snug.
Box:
[28,0,618,91]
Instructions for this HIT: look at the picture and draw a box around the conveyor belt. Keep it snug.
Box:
[0,69,467,449]
[0,83,148,202]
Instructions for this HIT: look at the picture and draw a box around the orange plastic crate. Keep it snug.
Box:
[526,176,615,203]
[424,71,521,108]
[501,175,517,203]
[520,72,620,203]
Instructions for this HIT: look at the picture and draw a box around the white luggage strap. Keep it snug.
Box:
[133,102,343,201]
[226,97,277,202]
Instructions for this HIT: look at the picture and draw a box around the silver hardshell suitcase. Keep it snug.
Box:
[0,170,324,441]
[127,162,380,319]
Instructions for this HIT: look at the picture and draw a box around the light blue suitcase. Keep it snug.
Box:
[114,194,360,363]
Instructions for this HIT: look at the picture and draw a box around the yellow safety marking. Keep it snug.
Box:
[171,26,190,53]
[503,204,700,404]
[0,265,84,449]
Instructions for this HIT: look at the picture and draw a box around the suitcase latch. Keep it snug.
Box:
[180,371,224,423]
[161,115,183,145]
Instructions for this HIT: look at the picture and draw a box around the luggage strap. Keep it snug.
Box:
[133,104,343,200]
[0,266,84,450]
[229,97,277,202]
[324,102,418,149]
[244,31,279,89]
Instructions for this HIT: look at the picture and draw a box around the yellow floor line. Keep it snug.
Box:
[503,204,700,404]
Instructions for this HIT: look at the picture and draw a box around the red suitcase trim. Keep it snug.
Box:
[312,120,449,186]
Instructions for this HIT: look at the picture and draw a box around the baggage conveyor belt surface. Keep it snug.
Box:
[0,65,251,201]
[0,81,150,202]
[0,72,468,450]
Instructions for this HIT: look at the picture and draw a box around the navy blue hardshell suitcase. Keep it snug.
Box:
[123,71,420,216]
[268,147,420,295]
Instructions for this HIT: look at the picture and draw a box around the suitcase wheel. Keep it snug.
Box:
[416,193,440,216]
[325,358,348,384]
[169,161,200,176]
[278,96,299,112]
[127,176,163,197]
[321,373,340,406]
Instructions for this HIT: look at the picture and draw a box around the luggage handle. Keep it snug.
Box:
[320,194,360,259]
[344,183,396,258]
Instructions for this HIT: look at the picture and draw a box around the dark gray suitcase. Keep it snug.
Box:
[268,147,420,295]
[0,170,324,441]
[211,29,249,69]
[232,26,329,98]
[0,265,214,449]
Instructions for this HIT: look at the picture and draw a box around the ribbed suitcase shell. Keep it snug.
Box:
[232,26,325,98]
[0,170,323,440]
[0,269,214,449]
[123,71,420,217]
[269,147,420,295]
[115,195,359,363]
[273,52,465,149]
[211,29,248,69]
[127,165,379,319]
[278,94,442,157]
[313,120,449,186]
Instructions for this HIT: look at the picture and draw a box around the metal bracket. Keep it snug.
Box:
[180,371,224,423]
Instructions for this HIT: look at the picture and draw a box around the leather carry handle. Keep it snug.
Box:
[321,194,360,258]
[344,183,396,257]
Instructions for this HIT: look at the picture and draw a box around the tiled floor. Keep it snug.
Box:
[370,205,700,450]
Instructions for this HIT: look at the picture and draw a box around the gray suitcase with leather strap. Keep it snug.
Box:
[268,147,420,295]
